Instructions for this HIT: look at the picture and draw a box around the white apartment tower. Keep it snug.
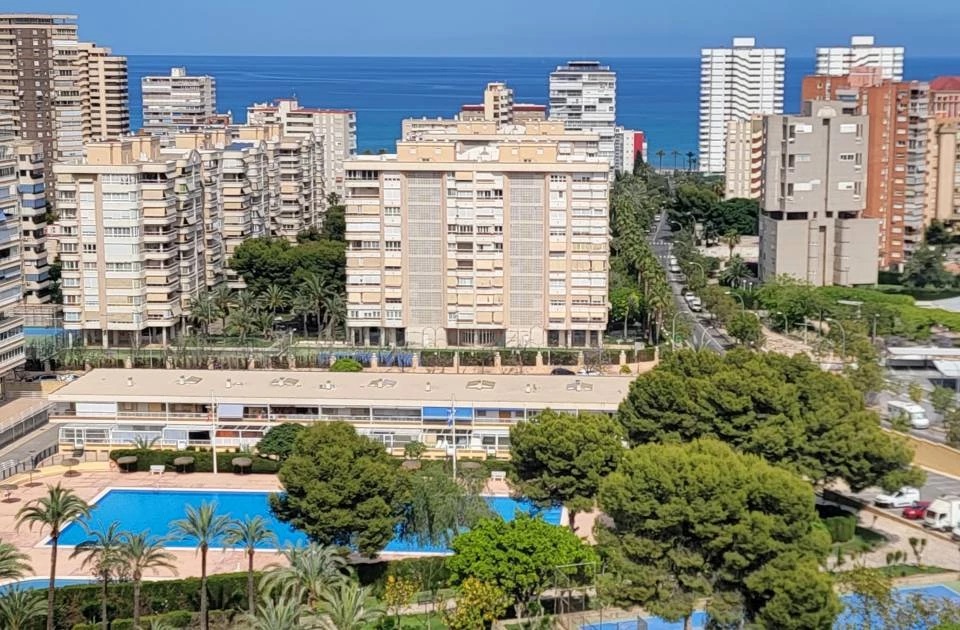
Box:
[141,67,217,138]
[699,37,785,174]
[815,36,904,81]
[549,61,617,169]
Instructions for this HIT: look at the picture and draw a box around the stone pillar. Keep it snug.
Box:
[328,355,337,368]
[247,355,256,370]
[535,351,543,368]
[411,352,420,370]
[453,351,460,373]
[124,356,133,369]
[370,352,378,369]
[161,327,167,348]
[619,350,627,366]
[288,353,296,369]
[494,352,502,369]
[577,351,585,367]
[208,357,215,370]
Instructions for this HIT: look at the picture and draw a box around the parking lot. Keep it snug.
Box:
[856,469,960,506]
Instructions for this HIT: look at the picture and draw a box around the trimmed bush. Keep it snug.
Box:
[330,357,363,372]
[823,515,856,543]
[108,449,279,474]
[72,609,229,630]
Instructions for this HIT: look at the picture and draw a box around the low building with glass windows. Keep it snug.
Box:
[49,369,631,458]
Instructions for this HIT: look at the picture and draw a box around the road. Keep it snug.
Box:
[648,212,730,353]
[856,468,960,507]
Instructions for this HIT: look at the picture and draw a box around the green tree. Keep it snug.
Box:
[509,410,624,530]
[926,219,953,246]
[261,284,291,317]
[119,531,177,630]
[931,385,956,419]
[902,244,954,289]
[727,311,764,347]
[170,502,231,630]
[271,422,409,556]
[0,589,46,630]
[244,592,310,630]
[261,543,349,608]
[383,575,419,628]
[317,581,382,630]
[210,284,234,333]
[188,292,219,338]
[446,514,597,616]
[403,441,426,460]
[710,198,759,236]
[444,578,510,630]
[0,540,30,581]
[70,522,126,630]
[16,483,90,630]
[597,439,838,629]
[330,357,363,372]
[320,193,347,242]
[616,349,923,492]
[402,469,493,548]
[720,230,741,260]
[225,516,278,614]
[720,254,752,287]
[908,382,925,404]
[257,423,307,462]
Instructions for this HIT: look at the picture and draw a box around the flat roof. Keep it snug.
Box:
[934,360,960,378]
[887,346,960,358]
[50,369,632,410]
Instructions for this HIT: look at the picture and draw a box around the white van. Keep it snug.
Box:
[887,400,930,429]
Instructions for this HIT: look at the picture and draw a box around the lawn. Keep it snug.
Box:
[834,526,889,555]
[878,564,952,578]
[363,613,447,629]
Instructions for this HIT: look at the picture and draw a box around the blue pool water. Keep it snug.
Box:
[584,585,960,630]
[56,489,561,554]
[1,578,94,592]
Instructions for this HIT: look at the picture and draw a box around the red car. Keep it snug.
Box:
[902,501,931,520]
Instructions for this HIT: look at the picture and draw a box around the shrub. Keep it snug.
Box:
[330,357,363,372]
[108,449,279,474]
[823,515,856,543]
[619,364,632,375]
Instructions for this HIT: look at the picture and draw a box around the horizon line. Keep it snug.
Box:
[120,53,960,60]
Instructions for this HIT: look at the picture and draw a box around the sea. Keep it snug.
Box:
[126,56,960,158]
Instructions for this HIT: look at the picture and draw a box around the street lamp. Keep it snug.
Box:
[670,311,683,350]
[774,311,789,335]
[687,260,705,287]
[725,291,745,310]
[825,318,846,360]
[872,313,880,341]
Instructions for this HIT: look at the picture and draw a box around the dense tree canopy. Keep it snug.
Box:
[670,180,758,238]
[229,237,345,296]
[901,244,955,289]
[256,423,306,462]
[509,410,624,528]
[616,349,923,492]
[597,439,838,629]
[271,422,408,556]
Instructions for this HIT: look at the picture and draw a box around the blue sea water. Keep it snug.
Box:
[55,488,562,554]
[126,56,960,158]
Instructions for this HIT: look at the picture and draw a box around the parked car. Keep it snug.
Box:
[25,374,57,383]
[874,486,921,508]
[924,495,960,530]
[902,500,931,520]
[577,368,601,376]
[550,367,575,376]
[887,400,930,429]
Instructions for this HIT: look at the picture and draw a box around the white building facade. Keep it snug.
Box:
[699,38,785,174]
[141,67,217,139]
[815,36,904,81]
[549,61,617,170]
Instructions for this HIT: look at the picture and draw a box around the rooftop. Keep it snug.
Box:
[50,369,632,410]
[931,77,960,92]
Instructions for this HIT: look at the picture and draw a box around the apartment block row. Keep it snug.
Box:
[343,120,609,349]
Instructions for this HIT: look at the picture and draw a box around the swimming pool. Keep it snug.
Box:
[56,488,563,554]
[0,578,95,592]
[583,584,960,630]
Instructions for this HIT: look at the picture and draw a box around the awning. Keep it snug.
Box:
[933,360,960,378]
[76,402,118,416]
[422,406,473,420]
[217,403,245,418]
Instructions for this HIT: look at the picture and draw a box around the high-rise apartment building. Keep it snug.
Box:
[246,98,356,199]
[0,122,26,376]
[549,61,617,169]
[723,116,764,199]
[803,71,929,268]
[758,101,879,286]
[53,136,204,347]
[343,120,609,349]
[930,77,960,118]
[76,42,129,140]
[815,36,904,81]
[699,38,785,173]
[142,67,217,139]
[924,117,960,229]
[16,140,49,303]
[614,128,647,174]
[458,82,547,125]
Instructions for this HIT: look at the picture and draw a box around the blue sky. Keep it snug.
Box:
[3,0,959,57]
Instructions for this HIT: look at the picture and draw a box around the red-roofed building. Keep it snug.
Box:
[931,77,960,118]
[457,83,546,124]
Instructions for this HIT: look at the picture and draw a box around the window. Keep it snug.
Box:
[385,241,401,251]
[82,243,97,253]
[839,153,857,162]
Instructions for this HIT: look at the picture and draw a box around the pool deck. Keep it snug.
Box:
[0,463,531,579]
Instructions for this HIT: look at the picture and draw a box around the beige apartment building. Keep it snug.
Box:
[16,140,50,303]
[343,120,609,348]
[0,122,25,377]
[459,82,547,125]
[246,98,356,199]
[758,101,879,286]
[76,42,129,140]
[53,136,205,347]
[925,117,960,229]
[723,116,764,199]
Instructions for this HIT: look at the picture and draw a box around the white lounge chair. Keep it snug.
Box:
[149,464,165,476]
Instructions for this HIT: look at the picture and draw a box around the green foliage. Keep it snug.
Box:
[902,244,955,289]
[401,469,493,548]
[931,385,956,417]
[330,357,363,372]
[597,439,838,629]
[446,514,596,612]
[108,449,280,474]
[908,383,925,404]
[229,236,346,297]
[727,311,764,347]
[926,219,954,246]
[509,410,624,526]
[823,515,857,543]
[403,441,427,460]
[444,578,510,630]
[256,423,306,462]
[271,422,408,556]
[320,193,347,241]
[616,349,923,492]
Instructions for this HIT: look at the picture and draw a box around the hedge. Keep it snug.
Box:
[108,449,280,474]
[73,610,197,630]
[823,515,857,543]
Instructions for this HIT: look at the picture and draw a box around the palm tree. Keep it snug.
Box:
[0,540,31,581]
[301,273,327,341]
[321,293,345,341]
[170,502,231,630]
[685,151,695,171]
[671,149,680,170]
[119,531,177,630]
[70,522,126,630]
[254,310,276,341]
[16,483,90,630]
[210,284,234,333]
[720,230,741,260]
[188,293,219,338]
[227,303,259,344]
[261,543,349,609]
[244,593,312,630]
[262,285,291,317]
[0,589,46,630]
[317,581,382,630]
[655,149,665,172]
[623,291,640,338]
[291,293,312,337]
[225,516,278,614]
[720,255,752,288]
